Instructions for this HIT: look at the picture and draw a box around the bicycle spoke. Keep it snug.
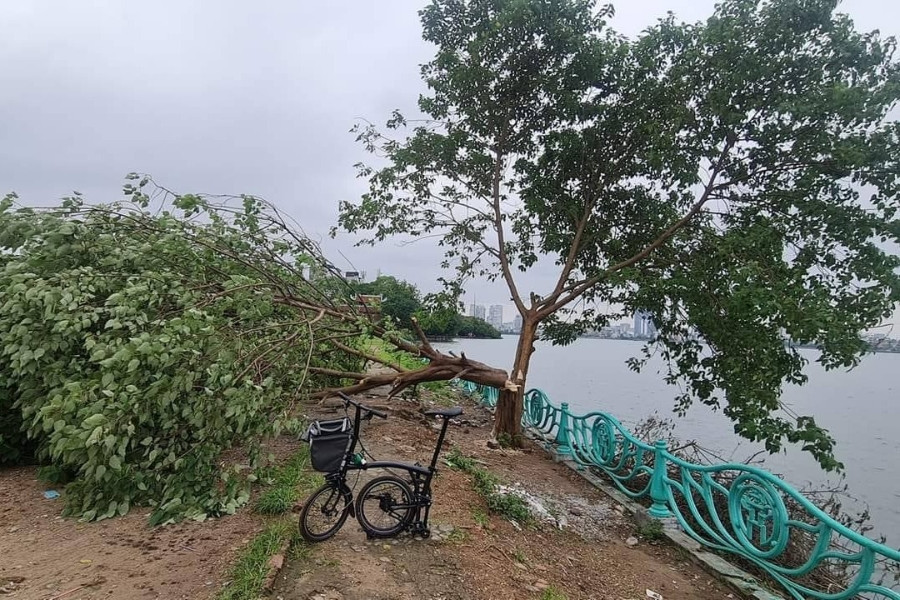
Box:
[357,478,415,536]
[301,484,350,541]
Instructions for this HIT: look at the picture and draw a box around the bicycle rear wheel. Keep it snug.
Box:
[300,483,351,542]
[355,475,415,538]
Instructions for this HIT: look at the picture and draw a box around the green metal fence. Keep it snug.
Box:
[458,381,900,600]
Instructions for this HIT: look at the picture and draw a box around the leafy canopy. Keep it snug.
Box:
[338,0,900,470]
[354,275,422,329]
[0,177,368,523]
[1,177,511,524]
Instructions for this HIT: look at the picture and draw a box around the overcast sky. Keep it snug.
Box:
[1,0,896,328]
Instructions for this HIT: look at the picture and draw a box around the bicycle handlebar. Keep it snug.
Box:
[336,391,387,419]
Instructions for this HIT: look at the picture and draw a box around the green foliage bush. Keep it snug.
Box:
[353,275,422,329]
[540,586,567,600]
[0,180,364,523]
[414,309,502,339]
[0,390,34,463]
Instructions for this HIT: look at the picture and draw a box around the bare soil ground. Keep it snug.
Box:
[271,393,734,600]
[0,389,735,600]
[0,438,301,600]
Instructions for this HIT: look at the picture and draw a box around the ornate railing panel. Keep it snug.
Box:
[458,381,900,600]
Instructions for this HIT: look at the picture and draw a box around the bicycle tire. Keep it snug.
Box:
[299,483,351,542]
[355,475,415,538]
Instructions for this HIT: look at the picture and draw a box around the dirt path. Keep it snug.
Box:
[0,438,302,600]
[1,390,736,600]
[272,395,733,600]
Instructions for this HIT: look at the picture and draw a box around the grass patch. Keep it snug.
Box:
[445,528,469,544]
[363,336,425,371]
[472,508,489,528]
[447,448,532,524]
[637,518,665,541]
[218,445,323,600]
[540,585,567,600]
[446,447,479,471]
[422,380,458,406]
[217,520,299,600]
[255,446,321,515]
[496,431,524,448]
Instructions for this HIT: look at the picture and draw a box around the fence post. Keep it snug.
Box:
[648,439,673,518]
[554,402,573,457]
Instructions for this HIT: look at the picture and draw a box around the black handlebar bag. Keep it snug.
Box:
[301,417,352,472]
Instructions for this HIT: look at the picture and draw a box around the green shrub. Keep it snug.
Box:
[472,508,489,527]
[0,389,34,464]
[446,447,479,472]
[0,187,364,523]
[37,464,74,486]
[486,488,531,523]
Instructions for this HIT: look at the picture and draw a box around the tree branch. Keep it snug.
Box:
[308,349,512,399]
[308,367,369,380]
[545,196,596,308]
[490,147,528,316]
[538,139,736,317]
[329,340,409,373]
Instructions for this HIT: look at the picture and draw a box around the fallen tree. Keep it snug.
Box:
[0,176,508,523]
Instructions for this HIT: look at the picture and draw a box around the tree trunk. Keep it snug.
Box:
[493,318,537,446]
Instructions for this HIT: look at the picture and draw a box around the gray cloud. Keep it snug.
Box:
[1,0,895,326]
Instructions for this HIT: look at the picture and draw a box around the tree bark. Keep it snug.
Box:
[308,315,513,400]
[493,317,537,445]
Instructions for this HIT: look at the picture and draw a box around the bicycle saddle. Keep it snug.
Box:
[424,407,463,418]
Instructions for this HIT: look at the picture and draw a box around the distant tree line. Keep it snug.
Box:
[352,275,501,339]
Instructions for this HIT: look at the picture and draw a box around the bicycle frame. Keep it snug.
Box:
[325,395,454,536]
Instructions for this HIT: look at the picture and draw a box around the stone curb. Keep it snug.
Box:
[523,431,785,600]
[262,536,292,593]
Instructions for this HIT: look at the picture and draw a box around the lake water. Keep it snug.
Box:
[435,336,900,548]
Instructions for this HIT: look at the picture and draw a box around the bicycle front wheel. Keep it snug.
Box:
[300,483,351,542]
[356,475,415,538]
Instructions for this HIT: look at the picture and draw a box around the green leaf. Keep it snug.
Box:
[83,414,106,428]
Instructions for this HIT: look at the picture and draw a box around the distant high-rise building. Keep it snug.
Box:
[633,310,656,338]
[513,314,523,332]
[488,305,503,329]
[470,304,486,321]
